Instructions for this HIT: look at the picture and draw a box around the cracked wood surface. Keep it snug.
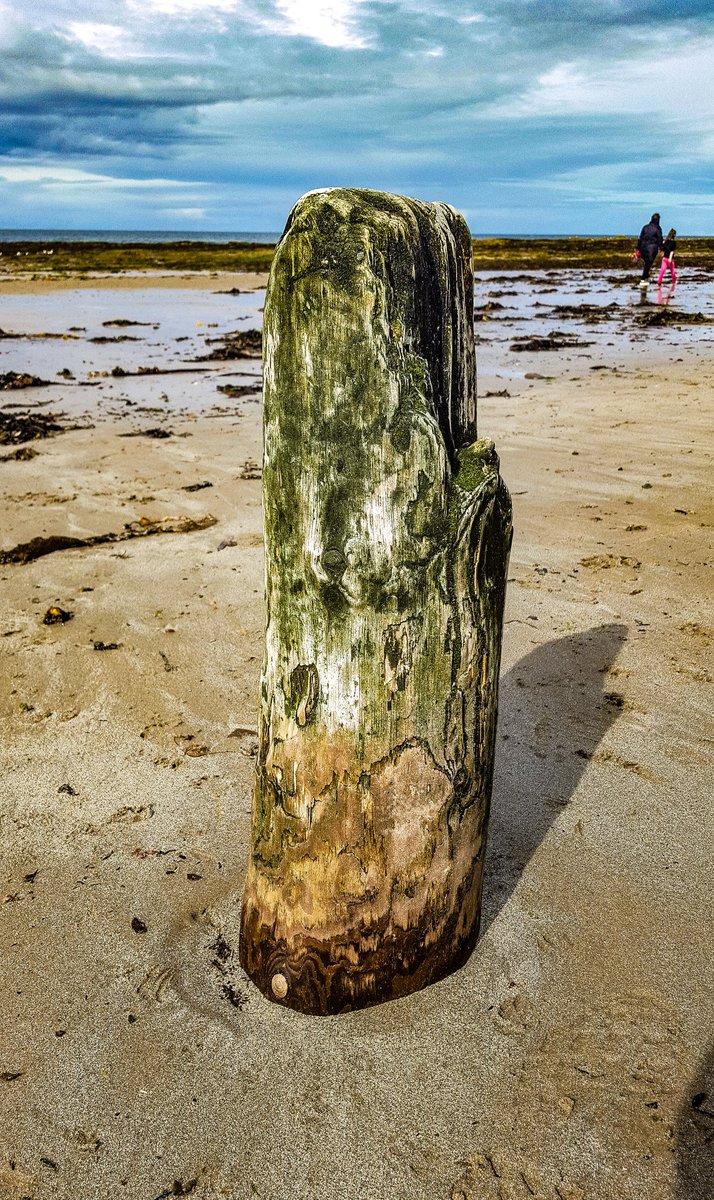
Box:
[239,188,512,1013]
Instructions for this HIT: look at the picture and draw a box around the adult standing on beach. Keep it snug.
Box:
[637,212,664,289]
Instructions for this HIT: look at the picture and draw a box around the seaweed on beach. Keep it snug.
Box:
[2,237,714,279]
[118,427,173,438]
[194,328,262,361]
[1,514,218,566]
[0,239,276,276]
[510,333,594,352]
[89,335,141,344]
[635,308,714,327]
[1,371,52,390]
[103,319,155,327]
[216,382,262,398]
[0,445,40,461]
[0,410,65,444]
[546,303,622,323]
[0,329,80,341]
[108,365,214,379]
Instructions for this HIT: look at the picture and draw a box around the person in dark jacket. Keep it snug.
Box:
[637,213,664,288]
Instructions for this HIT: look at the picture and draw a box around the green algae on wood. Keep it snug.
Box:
[239,188,512,1015]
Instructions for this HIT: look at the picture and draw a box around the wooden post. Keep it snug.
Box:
[239,188,512,1014]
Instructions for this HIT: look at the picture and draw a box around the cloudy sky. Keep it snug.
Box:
[1,0,712,234]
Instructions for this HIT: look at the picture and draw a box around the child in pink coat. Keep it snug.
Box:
[658,229,677,290]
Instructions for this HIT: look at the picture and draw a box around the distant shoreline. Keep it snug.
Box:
[0,236,712,280]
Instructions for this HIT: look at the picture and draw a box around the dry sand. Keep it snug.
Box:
[0,269,713,1200]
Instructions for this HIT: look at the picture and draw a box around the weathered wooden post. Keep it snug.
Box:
[239,188,512,1014]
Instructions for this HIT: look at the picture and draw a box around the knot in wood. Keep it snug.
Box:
[320,546,346,580]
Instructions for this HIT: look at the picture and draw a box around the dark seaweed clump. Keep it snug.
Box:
[0,371,51,390]
[194,328,262,361]
[0,410,64,445]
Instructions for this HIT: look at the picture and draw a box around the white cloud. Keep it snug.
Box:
[0,164,201,189]
[129,0,371,47]
[272,0,371,49]
[130,0,239,13]
[0,1,23,49]
[484,35,714,123]
[162,206,208,218]
[64,21,139,58]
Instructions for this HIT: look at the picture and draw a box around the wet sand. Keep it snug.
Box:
[0,271,270,296]
[1,268,713,1200]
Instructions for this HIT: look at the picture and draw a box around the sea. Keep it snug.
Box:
[0,229,283,244]
[0,229,608,244]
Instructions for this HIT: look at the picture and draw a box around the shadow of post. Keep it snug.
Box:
[676,1042,714,1199]
[481,623,629,933]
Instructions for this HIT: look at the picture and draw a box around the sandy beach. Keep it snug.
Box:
[1,264,712,1199]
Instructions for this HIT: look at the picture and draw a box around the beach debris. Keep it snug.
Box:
[103,318,155,327]
[110,364,214,379]
[0,371,52,390]
[175,731,209,758]
[42,606,74,625]
[88,334,141,344]
[239,458,262,479]
[217,538,238,550]
[0,329,80,340]
[580,554,641,570]
[483,388,511,397]
[0,445,40,461]
[132,847,179,859]
[118,427,173,438]
[0,409,76,445]
[159,650,175,672]
[547,302,620,323]
[210,933,249,1011]
[131,917,148,934]
[154,1176,200,1199]
[510,333,593,352]
[0,1070,24,1081]
[182,480,213,492]
[217,382,262,398]
[1,513,218,566]
[474,301,507,320]
[194,328,262,361]
[92,641,121,651]
[58,783,78,796]
[635,308,713,327]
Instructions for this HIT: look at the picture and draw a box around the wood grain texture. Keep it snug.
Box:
[239,188,512,1014]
